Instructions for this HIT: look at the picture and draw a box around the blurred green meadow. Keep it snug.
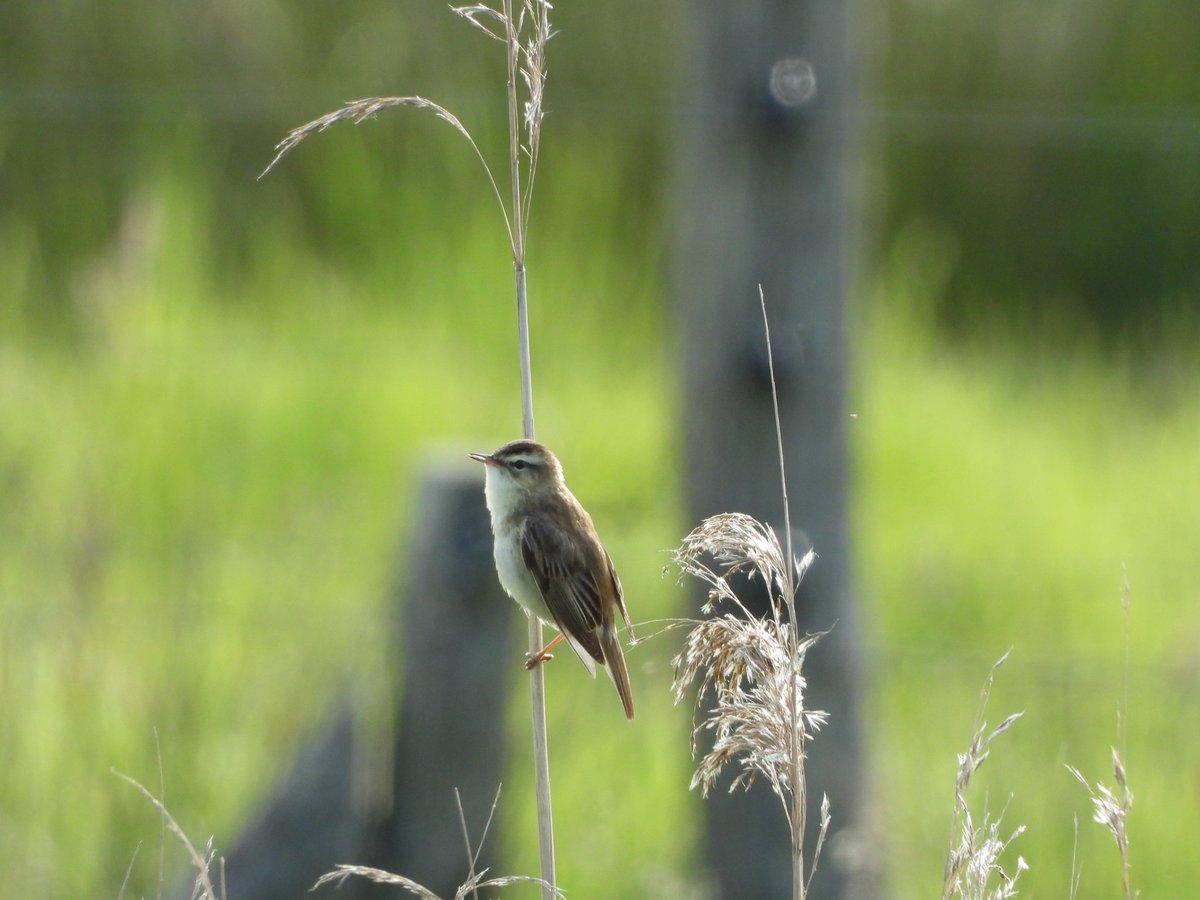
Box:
[3,1,1199,898]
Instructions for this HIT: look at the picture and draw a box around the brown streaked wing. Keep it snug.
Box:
[520,516,605,663]
[603,548,633,634]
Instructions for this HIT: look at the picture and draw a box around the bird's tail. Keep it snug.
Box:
[599,622,635,720]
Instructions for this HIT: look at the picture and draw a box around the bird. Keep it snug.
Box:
[470,439,635,719]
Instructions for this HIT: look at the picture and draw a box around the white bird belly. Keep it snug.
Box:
[492,526,554,625]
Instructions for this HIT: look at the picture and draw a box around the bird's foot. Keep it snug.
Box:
[524,650,555,670]
[523,631,564,670]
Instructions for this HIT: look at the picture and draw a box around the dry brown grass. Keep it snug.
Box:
[672,514,826,802]
[670,512,831,899]
[258,0,552,264]
[940,653,1027,900]
[313,866,560,900]
[668,292,831,899]
[1066,750,1134,900]
[1065,575,1135,900]
[312,785,562,899]
[114,770,225,900]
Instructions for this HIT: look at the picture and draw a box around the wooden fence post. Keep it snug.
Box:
[673,1,873,896]
[373,463,515,893]
[205,463,513,899]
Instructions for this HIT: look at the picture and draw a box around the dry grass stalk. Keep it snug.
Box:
[671,514,829,899]
[940,652,1027,900]
[116,840,141,900]
[944,803,1028,900]
[669,293,832,899]
[312,785,563,900]
[1065,573,1134,900]
[1065,750,1133,900]
[113,770,225,900]
[262,2,558,893]
[455,0,551,245]
[672,514,824,798]
[259,0,553,263]
[312,865,561,900]
[1068,816,1083,900]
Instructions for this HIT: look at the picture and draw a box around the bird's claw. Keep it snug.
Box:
[524,651,555,671]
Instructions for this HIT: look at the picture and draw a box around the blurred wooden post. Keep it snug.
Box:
[674,2,872,897]
[211,464,513,899]
[373,463,515,894]
[204,708,364,900]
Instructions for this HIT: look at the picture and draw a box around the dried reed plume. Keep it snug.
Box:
[259,0,553,261]
[672,514,825,799]
[941,652,1027,900]
[671,515,830,900]
[669,290,830,900]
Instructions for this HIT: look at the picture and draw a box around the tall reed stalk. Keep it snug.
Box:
[499,0,555,887]
[262,2,558,893]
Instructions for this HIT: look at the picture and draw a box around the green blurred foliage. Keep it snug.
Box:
[856,282,1200,898]
[5,1,1197,346]
[875,0,1200,345]
[0,0,675,328]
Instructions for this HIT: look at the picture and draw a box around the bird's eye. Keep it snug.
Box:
[511,460,528,471]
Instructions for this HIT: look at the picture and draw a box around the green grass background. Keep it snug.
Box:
[3,150,1197,897]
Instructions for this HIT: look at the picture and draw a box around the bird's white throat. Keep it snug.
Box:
[480,465,550,622]
[481,463,524,525]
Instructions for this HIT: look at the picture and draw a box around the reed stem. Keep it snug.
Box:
[503,1,553,894]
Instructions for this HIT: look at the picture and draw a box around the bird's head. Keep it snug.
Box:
[470,439,564,505]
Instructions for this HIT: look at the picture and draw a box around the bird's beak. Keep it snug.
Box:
[469,452,497,466]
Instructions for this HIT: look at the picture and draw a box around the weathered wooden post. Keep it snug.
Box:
[371,462,515,894]
[674,1,871,896]
[209,463,513,899]
[206,707,364,900]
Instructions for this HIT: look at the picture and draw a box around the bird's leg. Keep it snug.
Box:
[524,632,565,670]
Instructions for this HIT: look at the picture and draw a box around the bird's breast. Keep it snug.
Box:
[492,523,553,624]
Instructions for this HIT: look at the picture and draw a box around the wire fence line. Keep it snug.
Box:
[2,85,1198,150]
